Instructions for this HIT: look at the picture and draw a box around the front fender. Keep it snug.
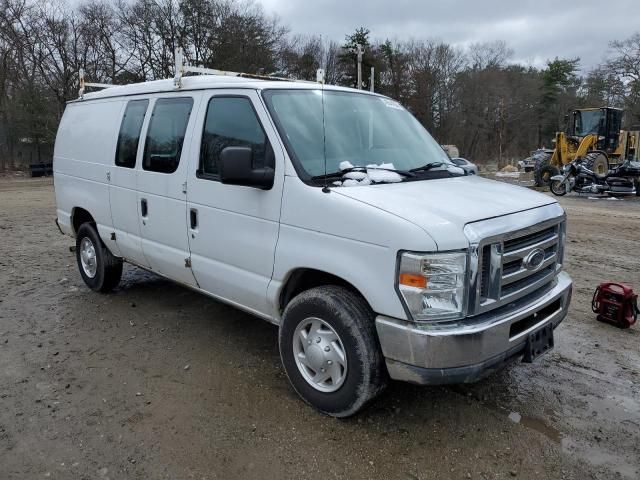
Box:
[550,175,565,182]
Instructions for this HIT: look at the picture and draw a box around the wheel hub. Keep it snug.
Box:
[293,317,347,393]
[305,344,325,371]
[79,237,97,279]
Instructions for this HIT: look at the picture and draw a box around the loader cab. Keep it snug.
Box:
[565,107,623,153]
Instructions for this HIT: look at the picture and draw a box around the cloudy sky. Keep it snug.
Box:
[260,0,640,71]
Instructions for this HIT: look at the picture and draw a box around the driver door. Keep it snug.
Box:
[186,90,285,316]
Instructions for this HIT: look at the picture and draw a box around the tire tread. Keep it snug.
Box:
[76,223,122,293]
[279,285,387,417]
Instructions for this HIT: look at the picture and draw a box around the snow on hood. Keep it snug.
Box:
[332,175,556,250]
[333,161,464,187]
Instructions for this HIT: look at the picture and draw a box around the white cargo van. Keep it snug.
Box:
[54,74,572,416]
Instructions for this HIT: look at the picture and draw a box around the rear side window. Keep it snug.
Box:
[143,97,193,174]
[199,96,270,178]
[115,100,148,168]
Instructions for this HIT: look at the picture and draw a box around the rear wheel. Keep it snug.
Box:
[583,152,609,176]
[75,223,123,292]
[279,285,387,417]
[534,153,558,186]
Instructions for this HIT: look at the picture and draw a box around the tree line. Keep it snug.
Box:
[1,0,639,170]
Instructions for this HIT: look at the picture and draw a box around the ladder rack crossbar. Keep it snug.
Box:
[83,82,112,88]
[77,49,327,99]
[174,48,322,88]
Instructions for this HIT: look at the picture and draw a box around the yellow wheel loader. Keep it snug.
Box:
[529,107,640,186]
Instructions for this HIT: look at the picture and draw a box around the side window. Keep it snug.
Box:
[143,97,193,174]
[199,96,271,178]
[115,99,148,168]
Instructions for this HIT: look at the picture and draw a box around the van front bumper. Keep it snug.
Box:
[375,271,572,385]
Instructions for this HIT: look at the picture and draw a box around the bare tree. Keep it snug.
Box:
[1,0,639,170]
[607,33,640,123]
[468,40,513,70]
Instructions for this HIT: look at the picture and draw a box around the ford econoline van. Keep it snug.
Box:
[54,74,572,417]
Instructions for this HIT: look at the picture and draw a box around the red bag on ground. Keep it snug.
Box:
[592,282,638,328]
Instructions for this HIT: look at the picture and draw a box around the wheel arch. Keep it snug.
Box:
[278,268,370,315]
[71,207,96,236]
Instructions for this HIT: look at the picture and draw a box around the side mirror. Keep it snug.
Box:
[219,146,274,190]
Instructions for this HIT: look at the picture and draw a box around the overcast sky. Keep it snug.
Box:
[260,0,640,71]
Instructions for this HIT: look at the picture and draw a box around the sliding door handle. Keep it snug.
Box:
[140,198,148,217]
[190,208,198,230]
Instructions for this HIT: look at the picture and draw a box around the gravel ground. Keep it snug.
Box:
[0,178,638,480]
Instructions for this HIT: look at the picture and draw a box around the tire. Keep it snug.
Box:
[635,179,640,197]
[583,152,609,176]
[550,179,567,196]
[75,223,123,292]
[279,285,388,417]
[533,153,558,186]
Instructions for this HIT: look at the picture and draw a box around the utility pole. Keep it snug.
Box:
[370,66,375,92]
[356,44,364,90]
[498,97,505,168]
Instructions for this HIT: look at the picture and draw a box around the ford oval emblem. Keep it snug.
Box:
[523,248,546,271]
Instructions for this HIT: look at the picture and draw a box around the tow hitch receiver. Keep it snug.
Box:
[522,323,554,363]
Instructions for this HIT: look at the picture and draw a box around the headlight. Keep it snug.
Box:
[557,220,566,266]
[397,251,467,322]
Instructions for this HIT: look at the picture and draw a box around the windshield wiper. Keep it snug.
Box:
[311,165,415,181]
[409,162,445,172]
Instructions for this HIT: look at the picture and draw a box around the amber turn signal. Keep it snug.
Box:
[399,273,427,289]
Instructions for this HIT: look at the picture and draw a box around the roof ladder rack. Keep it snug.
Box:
[173,47,323,88]
[78,68,112,99]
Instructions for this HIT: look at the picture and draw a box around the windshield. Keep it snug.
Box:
[574,110,603,136]
[262,89,451,179]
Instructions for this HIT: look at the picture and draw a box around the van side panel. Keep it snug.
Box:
[54,100,124,255]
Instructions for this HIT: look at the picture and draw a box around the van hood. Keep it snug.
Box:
[333,175,556,250]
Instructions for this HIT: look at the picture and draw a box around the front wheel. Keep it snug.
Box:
[279,286,388,417]
[550,178,569,196]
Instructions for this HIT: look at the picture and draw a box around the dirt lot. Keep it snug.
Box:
[0,177,638,480]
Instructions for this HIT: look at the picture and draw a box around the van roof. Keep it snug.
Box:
[78,75,378,102]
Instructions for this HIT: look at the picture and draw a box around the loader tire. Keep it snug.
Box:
[583,152,609,176]
[534,153,558,187]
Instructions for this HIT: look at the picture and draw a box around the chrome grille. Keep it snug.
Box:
[500,225,559,300]
[465,205,566,316]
